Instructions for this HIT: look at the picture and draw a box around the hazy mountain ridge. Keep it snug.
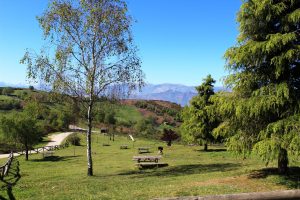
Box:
[130,84,224,106]
[0,82,224,106]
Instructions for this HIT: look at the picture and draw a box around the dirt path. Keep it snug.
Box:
[0,132,74,160]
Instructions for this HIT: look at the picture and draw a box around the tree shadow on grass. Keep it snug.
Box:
[118,163,240,178]
[30,155,81,162]
[248,167,300,189]
[0,158,21,200]
[195,149,227,152]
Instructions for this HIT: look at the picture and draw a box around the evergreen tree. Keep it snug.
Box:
[180,75,218,151]
[214,0,300,174]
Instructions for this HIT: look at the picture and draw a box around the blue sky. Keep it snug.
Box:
[0,0,241,87]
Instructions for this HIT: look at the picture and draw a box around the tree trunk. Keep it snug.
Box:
[204,143,208,151]
[25,144,29,161]
[278,148,288,174]
[87,102,93,176]
[167,140,172,146]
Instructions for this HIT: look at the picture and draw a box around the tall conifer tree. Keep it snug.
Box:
[214,0,300,173]
[181,75,218,151]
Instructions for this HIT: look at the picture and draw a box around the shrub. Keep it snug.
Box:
[0,99,21,110]
[64,133,81,146]
[2,87,14,95]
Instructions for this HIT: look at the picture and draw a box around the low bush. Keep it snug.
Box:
[64,133,81,146]
[0,99,21,110]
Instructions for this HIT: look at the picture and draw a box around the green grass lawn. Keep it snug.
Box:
[0,134,299,200]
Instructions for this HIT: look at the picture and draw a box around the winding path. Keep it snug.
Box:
[0,132,74,159]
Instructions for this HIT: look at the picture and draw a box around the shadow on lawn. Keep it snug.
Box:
[30,155,81,162]
[118,163,240,178]
[0,158,21,200]
[196,149,227,152]
[249,167,300,189]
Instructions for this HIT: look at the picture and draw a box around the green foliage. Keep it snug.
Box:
[180,75,219,149]
[23,99,72,133]
[21,0,144,175]
[1,87,14,95]
[216,0,300,172]
[0,99,21,110]
[104,111,116,125]
[64,133,81,146]
[134,117,157,137]
[0,112,42,152]
[161,128,179,146]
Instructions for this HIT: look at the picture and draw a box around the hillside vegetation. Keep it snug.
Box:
[0,87,182,153]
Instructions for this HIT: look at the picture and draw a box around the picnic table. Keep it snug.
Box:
[137,147,150,154]
[132,155,168,169]
[42,151,54,158]
[120,145,128,149]
[133,155,162,163]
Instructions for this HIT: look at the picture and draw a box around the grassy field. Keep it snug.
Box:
[115,104,144,124]
[0,133,299,200]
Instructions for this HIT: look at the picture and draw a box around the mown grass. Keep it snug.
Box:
[0,133,299,200]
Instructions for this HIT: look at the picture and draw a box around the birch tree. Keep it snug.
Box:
[21,0,144,176]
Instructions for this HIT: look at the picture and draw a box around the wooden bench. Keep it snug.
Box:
[120,145,128,149]
[42,151,54,158]
[135,162,168,169]
[133,156,162,163]
[137,147,150,154]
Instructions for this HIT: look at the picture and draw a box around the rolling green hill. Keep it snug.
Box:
[0,87,182,153]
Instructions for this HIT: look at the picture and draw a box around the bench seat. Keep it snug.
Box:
[133,156,162,163]
[135,162,168,169]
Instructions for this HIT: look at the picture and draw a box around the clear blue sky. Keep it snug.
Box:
[0,0,241,87]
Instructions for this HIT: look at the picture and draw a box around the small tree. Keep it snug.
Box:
[29,86,35,91]
[0,113,42,160]
[21,0,144,176]
[161,128,179,146]
[104,111,116,141]
[180,75,218,151]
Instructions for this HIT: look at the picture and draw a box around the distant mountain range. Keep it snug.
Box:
[0,82,27,88]
[0,82,225,106]
[130,83,224,106]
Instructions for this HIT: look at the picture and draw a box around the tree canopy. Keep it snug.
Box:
[180,75,219,151]
[0,112,42,160]
[21,0,144,176]
[213,0,300,173]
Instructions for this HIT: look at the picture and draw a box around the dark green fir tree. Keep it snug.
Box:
[214,0,300,174]
[181,75,219,151]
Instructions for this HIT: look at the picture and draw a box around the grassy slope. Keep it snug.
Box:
[1,134,299,200]
[115,104,144,124]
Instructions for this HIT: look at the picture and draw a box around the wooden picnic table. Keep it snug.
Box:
[120,145,128,149]
[137,147,150,154]
[42,151,54,158]
[132,155,168,169]
[133,155,162,163]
